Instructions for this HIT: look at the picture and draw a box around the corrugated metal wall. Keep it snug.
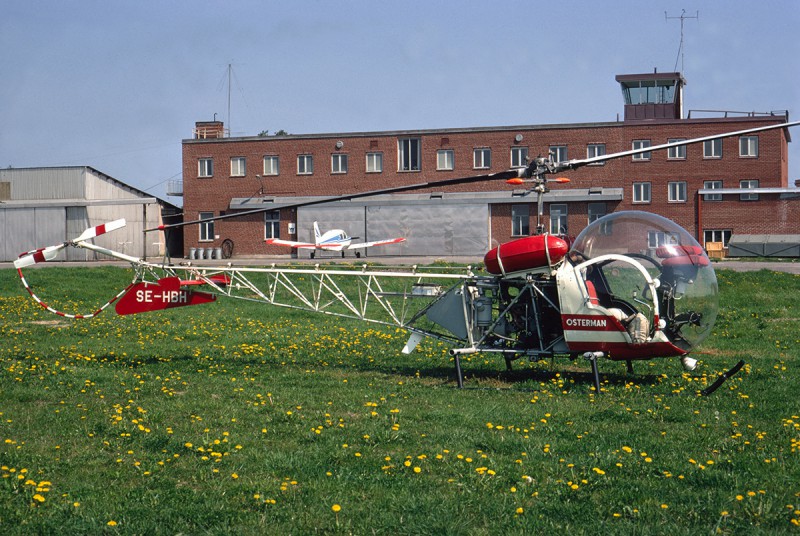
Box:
[296,204,488,258]
[1,207,67,261]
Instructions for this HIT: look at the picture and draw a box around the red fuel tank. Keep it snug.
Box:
[484,235,569,275]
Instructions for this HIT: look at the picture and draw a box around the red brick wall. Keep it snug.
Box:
[183,117,794,255]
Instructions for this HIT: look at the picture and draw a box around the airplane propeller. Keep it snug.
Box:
[14,219,127,269]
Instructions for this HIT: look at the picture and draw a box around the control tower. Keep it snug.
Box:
[616,72,685,121]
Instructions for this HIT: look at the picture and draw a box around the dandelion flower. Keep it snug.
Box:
[107,520,118,526]
[332,504,342,512]
[32,494,45,503]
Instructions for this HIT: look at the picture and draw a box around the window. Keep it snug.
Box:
[648,230,679,248]
[437,149,454,170]
[632,140,651,160]
[297,155,313,175]
[263,155,279,176]
[704,229,732,248]
[633,182,651,203]
[704,180,723,201]
[549,145,567,162]
[231,157,246,177]
[331,154,348,174]
[264,210,280,240]
[198,158,213,178]
[199,212,214,242]
[740,136,758,157]
[366,152,383,173]
[511,204,529,236]
[588,202,606,223]
[668,181,687,203]
[398,138,421,171]
[550,204,568,235]
[510,147,528,168]
[740,179,759,201]
[587,144,606,165]
[474,147,491,169]
[667,139,686,160]
[704,139,722,158]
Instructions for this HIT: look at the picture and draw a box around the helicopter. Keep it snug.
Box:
[13,120,799,393]
[265,220,405,258]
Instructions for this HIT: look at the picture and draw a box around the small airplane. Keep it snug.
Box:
[265,221,406,258]
[13,119,799,394]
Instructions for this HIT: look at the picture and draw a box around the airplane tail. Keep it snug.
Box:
[313,221,322,245]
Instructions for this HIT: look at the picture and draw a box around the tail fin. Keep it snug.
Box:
[313,221,322,244]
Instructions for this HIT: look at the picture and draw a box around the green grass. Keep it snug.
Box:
[1,266,799,534]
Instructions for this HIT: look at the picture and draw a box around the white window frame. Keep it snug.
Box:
[473,147,491,169]
[704,139,722,159]
[704,180,723,201]
[331,153,348,174]
[648,230,679,249]
[231,157,246,177]
[511,204,529,236]
[739,136,759,158]
[633,182,651,204]
[263,155,279,176]
[510,147,528,168]
[366,152,383,173]
[740,179,759,201]
[632,140,651,161]
[704,229,732,248]
[668,181,687,203]
[549,145,567,163]
[588,202,606,223]
[667,139,686,160]
[549,204,568,235]
[264,210,280,240]
[199,212,214,242]
[297,154,313,175]
[587,144,606,165]
[198,158,213,178]
[437,149,454,171]
[398,138,421,172]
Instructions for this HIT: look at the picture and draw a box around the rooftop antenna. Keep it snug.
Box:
[665,10,699,74]
[227,63,232,137]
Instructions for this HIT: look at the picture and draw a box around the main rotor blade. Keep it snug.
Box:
[150,119,799,233]
[555,120,800,172]
[148,169,521,232]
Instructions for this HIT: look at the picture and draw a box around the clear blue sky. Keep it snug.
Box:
[2,1,798,203]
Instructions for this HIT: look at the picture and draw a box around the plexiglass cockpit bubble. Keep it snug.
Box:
[570,211,718,351]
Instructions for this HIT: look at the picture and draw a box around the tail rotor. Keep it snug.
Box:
[14,219,126,269]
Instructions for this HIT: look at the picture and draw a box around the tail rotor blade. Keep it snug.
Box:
[14,219,127,269]
[14,244,66,269]
[73,219,126,243]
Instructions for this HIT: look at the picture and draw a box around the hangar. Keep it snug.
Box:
[0,167,180,262]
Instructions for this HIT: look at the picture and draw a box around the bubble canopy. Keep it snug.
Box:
[570,211,718,351]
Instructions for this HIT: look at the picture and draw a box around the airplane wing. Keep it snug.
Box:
[347,237,406,250]
[265,238,317,249]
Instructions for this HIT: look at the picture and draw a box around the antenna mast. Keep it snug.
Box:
[665,10,699,74]
[227,63,232,138]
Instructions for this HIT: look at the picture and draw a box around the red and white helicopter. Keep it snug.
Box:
[265,220,405,258]
[14,120,799,393]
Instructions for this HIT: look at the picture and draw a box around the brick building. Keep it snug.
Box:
[180,72,797,258]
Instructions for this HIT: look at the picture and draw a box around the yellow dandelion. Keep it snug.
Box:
[32,494,45,503]
[231,473,239,479]
[107,520,118,526]
[332,504,342,512]
[515,507,524,515]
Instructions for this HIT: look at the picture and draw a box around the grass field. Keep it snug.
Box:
[1,265,799,534]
